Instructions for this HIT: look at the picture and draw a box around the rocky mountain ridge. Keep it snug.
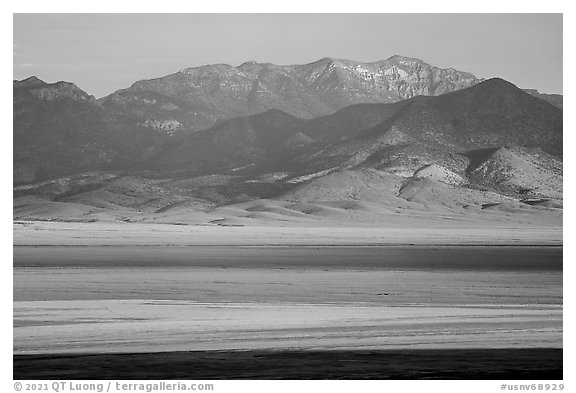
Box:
[99,55,483,134]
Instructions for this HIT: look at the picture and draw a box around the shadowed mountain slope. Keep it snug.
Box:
[128,78,563,206]
[523,89,563,109]
[301,78,562,177]
[14,77,165,184]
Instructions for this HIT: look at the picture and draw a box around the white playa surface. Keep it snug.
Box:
[13,221,563,355]
[14,266,562,354]
[14,300,562,354]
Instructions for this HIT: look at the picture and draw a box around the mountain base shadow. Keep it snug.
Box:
[14,348,562,380]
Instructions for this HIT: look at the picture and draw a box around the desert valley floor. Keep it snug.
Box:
[13,219,562,379]
[12,16,565,380]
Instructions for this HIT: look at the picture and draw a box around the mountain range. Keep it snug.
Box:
[99,56,483,135]
[13,56,563,224]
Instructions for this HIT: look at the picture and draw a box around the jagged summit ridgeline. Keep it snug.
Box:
[14,76,97,104]
[99,55,483,134]
[14,76,47,88]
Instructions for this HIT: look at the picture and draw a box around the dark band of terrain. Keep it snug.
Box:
[14,348,562,380]
[13,245,562,271]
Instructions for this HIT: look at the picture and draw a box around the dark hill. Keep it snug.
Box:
[14,77,165,184]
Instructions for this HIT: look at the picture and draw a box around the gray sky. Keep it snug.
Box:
[13,14,563,98]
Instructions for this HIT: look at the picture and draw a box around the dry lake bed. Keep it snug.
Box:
[13,222,563,379]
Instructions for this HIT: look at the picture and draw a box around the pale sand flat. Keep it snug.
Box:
[14,299,562,355]
[13,221,562,247]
